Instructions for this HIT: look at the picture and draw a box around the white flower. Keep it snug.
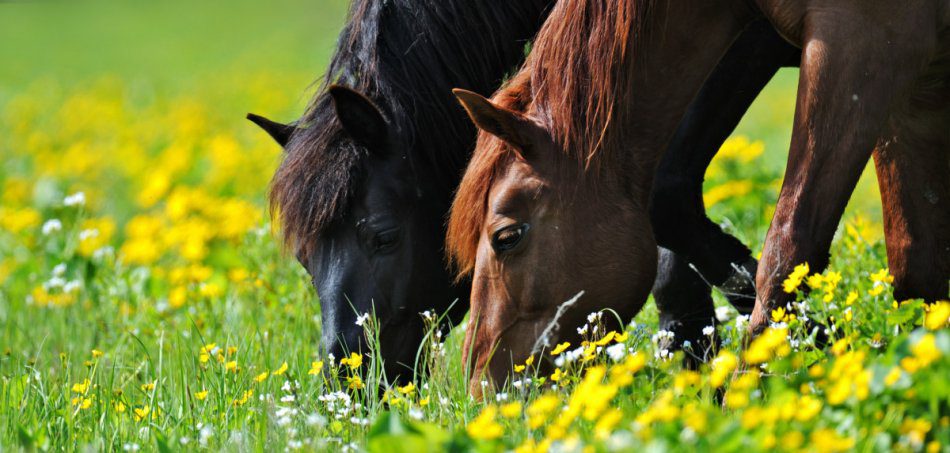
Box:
[702,325,715,336]
[408,407,424,420]
[735,314,750,330]
[349,417,369,426]
[122,443,140,452]
[78,228,99,241]
[63,280,82,293]
[587,312,602,323]
[45,277,66,289]
[280,394,296,403]
[63,192,86,207]
[576,324,589,336]
[715,306,734,322]
[198,424,214,447]
[306,413,326,427]
[179,437,190,446]
[605,343,627,362]
[93,246,114,260]
[682,340,692,350]
[355,312,370,327]
[287,440,304,450]
[495,393,508,402]
[53,263,67,276]
[42,219,63,235]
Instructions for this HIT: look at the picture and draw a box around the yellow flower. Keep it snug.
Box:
[273,361,289,375]
[340,352,362,370]
[526,394,560,429]
[782,263,810,293]
[884,367,902,387]
[771,307,786,323]
[72,379,91,394]
[254,371,269,383]
[710,350,738,388]
[308,361,324,376]
[609,353,646,387]
[225,360,238,372]
[91,349,104,359]
[703,180,753,207]
[924,301,950,330]
[0,207,40,233]
[811,429,855,453]
[113,401,127,413]
[806,273,824,289]
[592,331,617,347]
[673,370,701,394]
[140,381,156,392]
[194,389,209,401]
[911,334,941,367]
[347,375,364,390]
[551,342,571,356]
[744,327,790,364]
[397,382,415,396]
[513,364,526,373]
[500,402,522,418]
[133,406,151,422]
[550,368,564,383]
[467,405,503,440]
[233,389,253,406]
[525,355,534,367]
[594,409,623,440]
[845,291,858,306]
[870,268,894,284]
[795,395,822,421]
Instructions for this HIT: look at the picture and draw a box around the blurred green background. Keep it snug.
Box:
[0,0,881,240]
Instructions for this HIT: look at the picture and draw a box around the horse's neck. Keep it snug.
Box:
[621,0,752,197]
[376,0,552,190]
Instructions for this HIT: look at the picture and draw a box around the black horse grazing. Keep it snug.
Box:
[251,0,554,382]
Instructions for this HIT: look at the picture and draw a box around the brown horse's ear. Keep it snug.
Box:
[246,113,298,148]
[453,88,530,150]
[328,85,388,150]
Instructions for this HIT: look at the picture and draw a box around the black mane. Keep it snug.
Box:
[270,0,551,257]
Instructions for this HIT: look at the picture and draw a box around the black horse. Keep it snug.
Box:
[250,0,800,381]
[252,0,554,382]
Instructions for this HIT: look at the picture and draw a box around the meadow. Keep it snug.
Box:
[0,1,948,451]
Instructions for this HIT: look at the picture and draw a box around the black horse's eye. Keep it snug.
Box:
[373,229,400,252]
[491,224,528,253]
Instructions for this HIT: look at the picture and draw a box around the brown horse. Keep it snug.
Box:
[450,0,949,393]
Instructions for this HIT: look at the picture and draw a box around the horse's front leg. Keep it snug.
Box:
[651,18,799,314]
[653,247,719,368]
[749,2,938,333]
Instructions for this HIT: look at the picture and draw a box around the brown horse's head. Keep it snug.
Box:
[448,89,657,396]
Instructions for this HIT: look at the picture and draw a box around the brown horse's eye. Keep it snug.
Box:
[491,224,529,253]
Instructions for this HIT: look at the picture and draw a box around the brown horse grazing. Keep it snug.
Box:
[450,0,950,393]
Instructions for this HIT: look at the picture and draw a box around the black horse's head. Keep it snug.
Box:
[250,86,467,383]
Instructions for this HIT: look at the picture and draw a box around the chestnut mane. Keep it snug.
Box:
[447,0,652,277]
[269,0,550,258]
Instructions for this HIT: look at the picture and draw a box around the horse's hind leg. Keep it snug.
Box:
[653,247,718,367]
[873,88,950,302]
[650,18,799,314]
[750,3,938,333]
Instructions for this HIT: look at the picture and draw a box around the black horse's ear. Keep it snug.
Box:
[452,88,531,151]
[328,85,388,150]
[246,113,297,148]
